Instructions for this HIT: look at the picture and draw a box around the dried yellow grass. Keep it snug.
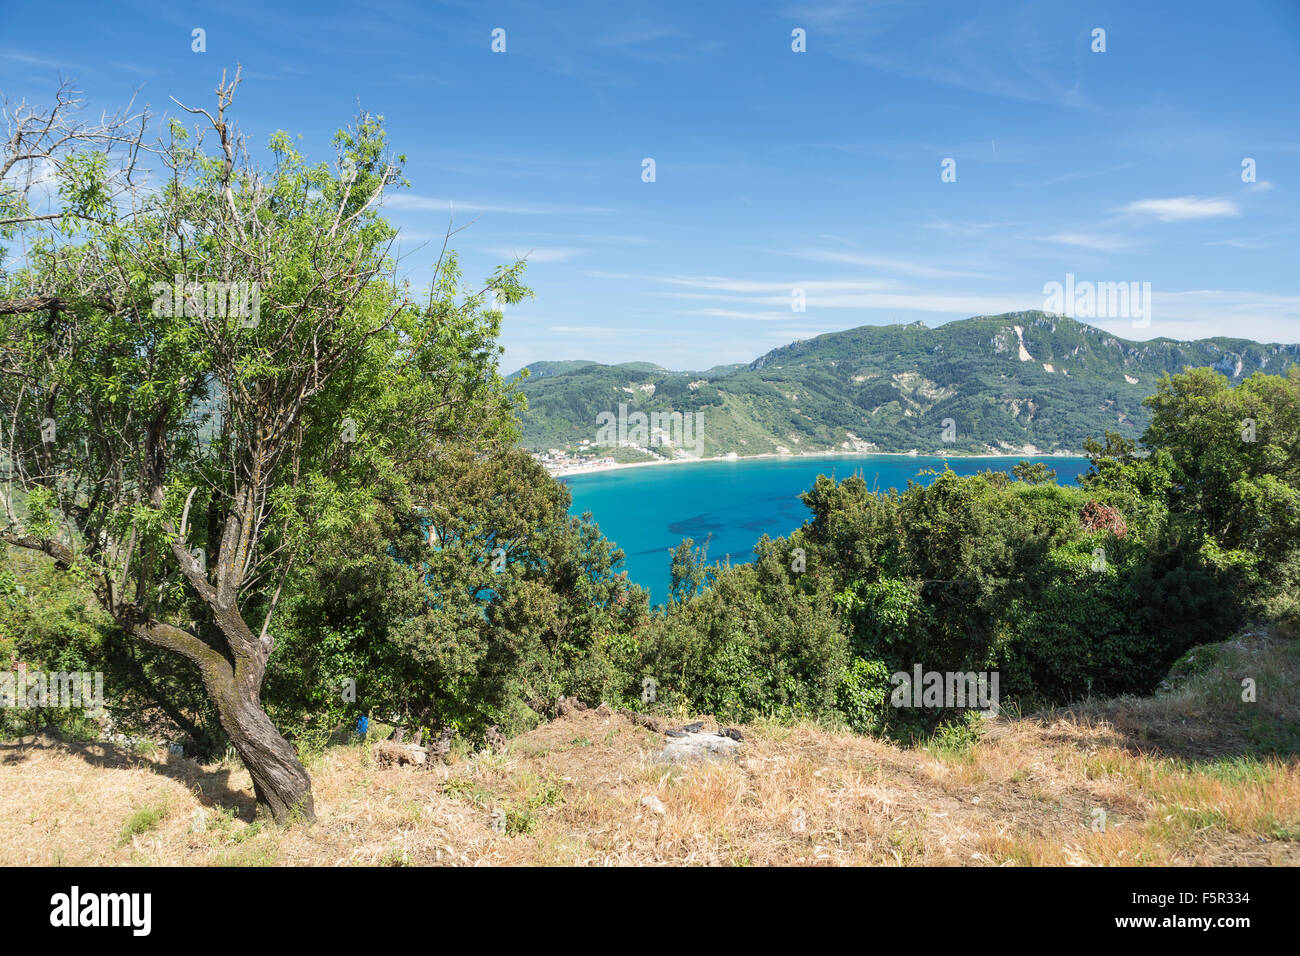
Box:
[2,633,1297,866]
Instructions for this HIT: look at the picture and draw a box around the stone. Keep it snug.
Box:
[639,795,666,815]
[657,731,743,764]
[373,739,428,767]
[556,695,588,716]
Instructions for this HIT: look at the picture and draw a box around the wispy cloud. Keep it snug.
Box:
[792,7,1096,110]
[653,277,899,295]
[1150,290,1300,333]
[1018,160,1144,189]
[679,308,802,321]
[1120,196,1240,222]
[0,50,64,68]
[1037,232,1133,252]
[779,249,995,280]
[385,194,612,216]
[585,272,899,294]
[573,233,655,244]
[546,325,662,335]
[1205,237,1265,250]
[594,25,679,47]
[484,246,586,263]
[925,218,1024,239]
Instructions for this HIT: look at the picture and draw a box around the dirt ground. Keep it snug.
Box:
[2,632,1297,866]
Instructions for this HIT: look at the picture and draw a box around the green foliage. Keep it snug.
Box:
[504,774,565,836]
[1011,460,1056,484]
[118,800,169,845]
[1002,539,1151,701]
[267,445,648,739]
[925,712,984,761]
[668,537,714,603]
[0,549,111,742]
[639,361,1296,740]
[0,92,540,798]
[835,657,892,735]
[639,541,849,724]
[1141,367,1300,628]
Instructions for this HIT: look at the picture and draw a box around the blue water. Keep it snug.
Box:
[562,455,1090,605]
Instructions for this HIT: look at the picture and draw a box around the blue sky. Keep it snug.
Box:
[4,0,1298,371]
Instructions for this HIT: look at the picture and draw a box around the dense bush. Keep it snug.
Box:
[637,539,848,723]
[637,365,1293,738]
[265,444,648,743]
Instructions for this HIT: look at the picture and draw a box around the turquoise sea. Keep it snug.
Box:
[562,454,1090,605]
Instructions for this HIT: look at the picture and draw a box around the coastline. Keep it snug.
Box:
[548,447,1087,479]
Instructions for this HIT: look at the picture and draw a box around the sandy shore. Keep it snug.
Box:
[548,447,1086,479]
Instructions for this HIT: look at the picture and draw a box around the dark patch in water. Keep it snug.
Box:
[712,548,757,565]
[632,546,678,558]
[666,515,725,536]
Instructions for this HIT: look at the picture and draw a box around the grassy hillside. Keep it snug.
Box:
[515,312,1300,455]
[2,627,1294,866]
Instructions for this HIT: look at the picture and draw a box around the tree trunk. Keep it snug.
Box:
[204,660,315,824]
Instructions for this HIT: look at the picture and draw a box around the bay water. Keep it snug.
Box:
[562,454,1090,605]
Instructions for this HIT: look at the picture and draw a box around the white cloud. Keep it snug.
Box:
[660,277,898,294]
[573,233,654,244]
[1038,232,1132,252]
[385,194,612,216]
[1205,237,1265,250]
[588,273,900,295]
[1144,290,1300,341]
[1120,196,1240,222]
[679,308,805,321]
[0,50,63,68]
[485,246,585,263]
[779,249,993,279]
[546,326,624,334]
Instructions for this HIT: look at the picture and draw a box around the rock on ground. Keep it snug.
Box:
[657,731,744,764]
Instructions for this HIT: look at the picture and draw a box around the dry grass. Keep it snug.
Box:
[2,632,1298,866]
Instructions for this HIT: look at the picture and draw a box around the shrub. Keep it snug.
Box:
[836,657,892,735]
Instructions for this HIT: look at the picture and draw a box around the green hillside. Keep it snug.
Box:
[514,311,1300,456]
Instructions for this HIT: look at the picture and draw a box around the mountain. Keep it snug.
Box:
[514,360,667,379]
[517,360,599,379]
[514,312,1300,457]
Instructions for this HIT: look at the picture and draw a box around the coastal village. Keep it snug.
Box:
[534,428,697,476]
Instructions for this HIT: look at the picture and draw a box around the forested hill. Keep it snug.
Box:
[513,311,1300,456]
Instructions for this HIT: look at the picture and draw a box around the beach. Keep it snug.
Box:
[544,446,1088,478]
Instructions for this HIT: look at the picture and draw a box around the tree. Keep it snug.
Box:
[668,536,713,603]
[0,70,529,821]
[1142,367,1300,552]
[264,445,647,741]
[0,77,149,237]
[1082,430,1138,468]
[1011,460,1056,485]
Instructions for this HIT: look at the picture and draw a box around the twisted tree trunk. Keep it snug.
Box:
[206,661,314,823]
[199,604,315,823]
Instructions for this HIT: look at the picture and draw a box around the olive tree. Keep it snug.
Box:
[0,69,528,821]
